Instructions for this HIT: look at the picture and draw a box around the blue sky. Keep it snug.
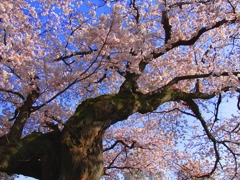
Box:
[2,0,239,179]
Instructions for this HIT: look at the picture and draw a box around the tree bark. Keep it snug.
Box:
[0,90,39,145]
[0,89,215,180]
[57,93,137,180]
[59,127,104,180]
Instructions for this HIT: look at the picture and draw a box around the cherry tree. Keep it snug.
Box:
[0,0,239,179]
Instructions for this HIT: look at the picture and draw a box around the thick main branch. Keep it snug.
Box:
[0,86,218,179]
[0,90,39,145]
[0,130,61,179]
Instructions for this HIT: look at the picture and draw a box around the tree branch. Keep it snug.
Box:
[214,94,222,123]
[153,107,196,118]
[119,72,140,93]
[130,0,140,24]
[153,18,237,59]
[0,90,39,144]
[0,88,25,100]
[184,99,220,178]
[237,94,240,111]
[34,21,114,111]
[54,49,96,62]
[154,71,240,93]
[169,0,214,9]
[0,131,61,179]
[104,139,149,152]
[139,18,237,72]
[162,1,172,44]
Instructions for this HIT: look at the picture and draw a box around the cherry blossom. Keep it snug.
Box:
[0,0,239,179]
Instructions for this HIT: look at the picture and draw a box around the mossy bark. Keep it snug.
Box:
[58,93,140,180]
[59,127,104,180]
[0,131,61,180]
[0,89,214,180]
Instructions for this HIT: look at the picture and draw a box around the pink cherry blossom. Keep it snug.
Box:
[0,0,239,179]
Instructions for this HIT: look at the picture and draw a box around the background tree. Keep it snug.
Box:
[0,0,239,179]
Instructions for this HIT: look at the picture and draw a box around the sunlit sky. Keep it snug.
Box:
[3,0,239,179]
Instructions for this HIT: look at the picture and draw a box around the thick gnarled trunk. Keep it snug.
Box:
[59,126,105,180]
[0,89,210,179]
[0,127,105,180]
[1,93,137,180]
